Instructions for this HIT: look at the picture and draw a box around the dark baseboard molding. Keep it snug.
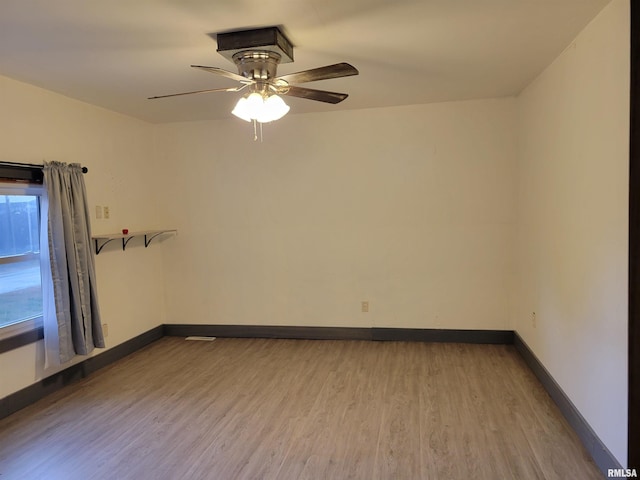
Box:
[372,327,514,344]
[164,324,373,341]
[513,332,622,474]
[163,324,515,344]
[0,325,163,420]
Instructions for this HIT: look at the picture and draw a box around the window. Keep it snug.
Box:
[0,183,44,341]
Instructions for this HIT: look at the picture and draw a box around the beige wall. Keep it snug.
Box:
[514,0,629,464]
[156,98,517,330]
[0,75,166,397]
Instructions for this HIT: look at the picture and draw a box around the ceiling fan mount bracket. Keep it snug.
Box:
[217,27,294,64]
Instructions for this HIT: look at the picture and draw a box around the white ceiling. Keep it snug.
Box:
[0,0,611,124]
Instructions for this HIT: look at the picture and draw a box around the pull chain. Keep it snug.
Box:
[251,119,265,142]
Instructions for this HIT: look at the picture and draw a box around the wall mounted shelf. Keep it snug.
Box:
[92,229,177,254]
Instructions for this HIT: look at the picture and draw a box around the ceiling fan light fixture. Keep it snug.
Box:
[231,92,289,123]
[260,94,290,122]
[231,96,252,122]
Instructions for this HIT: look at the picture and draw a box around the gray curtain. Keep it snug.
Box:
[42,161,103,365]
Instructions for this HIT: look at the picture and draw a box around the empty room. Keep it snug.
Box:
[0,0,635,478]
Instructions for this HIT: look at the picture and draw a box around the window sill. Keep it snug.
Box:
[0,319,44,354]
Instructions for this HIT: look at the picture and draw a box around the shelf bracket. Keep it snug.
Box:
[95,238,117,255]
[144,232,165,248]
[122,236,135,251]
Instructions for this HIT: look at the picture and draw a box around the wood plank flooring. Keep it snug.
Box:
[0,337,603,479]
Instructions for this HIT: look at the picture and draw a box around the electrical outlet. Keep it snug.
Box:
[95,205,102,219]
[103,206,110,219]
[532,312,536,328]
[102,323,109,337]
[361,301,369,313]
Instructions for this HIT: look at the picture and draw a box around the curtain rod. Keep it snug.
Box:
[0,161,88,173]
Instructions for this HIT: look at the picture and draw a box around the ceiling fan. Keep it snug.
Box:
[148,26,359,127]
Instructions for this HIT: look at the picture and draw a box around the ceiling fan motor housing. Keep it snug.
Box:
[232,51,281,81]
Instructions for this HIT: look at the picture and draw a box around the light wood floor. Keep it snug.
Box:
[0,337,603,479]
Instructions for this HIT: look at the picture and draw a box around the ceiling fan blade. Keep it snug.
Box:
[275,63,358,85]
[148,85,245,100]
[191,65,250,83]
[280,85,349,104]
